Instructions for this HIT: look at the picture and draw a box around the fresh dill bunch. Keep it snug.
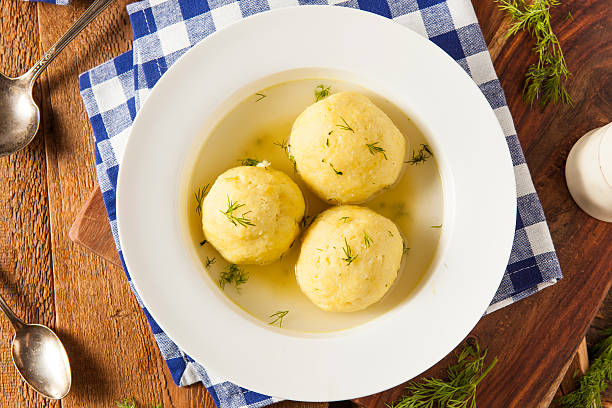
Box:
[363,231,373,248]
[366,142,388,160]
[314,85,331,102]
[406,144,434,165]
[269,310,289,327]
[116,397,161,408]
[220,196,255,228]
[556,328,612,408]
[390,340,497,408]
[194,184,210,216]
[498,0,573,106]
[239,158,261,166]
[341,238,358,265]
[255,92,266,102]
[336,117,355,132]
[205,257,216,268]
[219,264,248,290]
[329,163,343,175]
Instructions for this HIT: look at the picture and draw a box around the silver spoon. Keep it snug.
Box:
[0,0,115,157]
[0,292,71,399]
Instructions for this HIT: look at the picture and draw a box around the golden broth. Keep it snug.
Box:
[185,79,443,332]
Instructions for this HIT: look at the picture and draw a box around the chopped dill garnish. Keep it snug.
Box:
[273,139,288,150]
[268,310,289,327]
[289,154,297,173]
[205,257,216,268]
[498,0,572,106]
[556,328,612,407]
[363,231,373,248]
[406,144,434,165]
[366,142,388,160]
[314,85,331,102]
[219,264,248,290]
[194,184,210,216]
[326,138,330,146]
[220,196,255,228]
[316,248,323,251]
[403,243,410,254]
[336,117,354,132]
[200,239,207,246]
[389,340,497,408]
[329,163,343,175]
[289,240,295,249]
[116,397,162,408]
[388,230,394,237]
[339,216,351,223]
[328,130,334,135]
[432,224,442,228]
[239,158,261,166]
[255,93,266,102]
[300,215,313,229]
[341,238,358,265]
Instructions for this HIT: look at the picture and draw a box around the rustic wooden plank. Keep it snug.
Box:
[354,1,612,407]
[0,1,58,407]
[33,0,206,406]
[559,338,589,395]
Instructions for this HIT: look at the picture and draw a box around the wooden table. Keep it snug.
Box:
[0,0,610,407]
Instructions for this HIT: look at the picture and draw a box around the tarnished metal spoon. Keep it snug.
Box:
[0,292,71,399]
[0,0,115,157]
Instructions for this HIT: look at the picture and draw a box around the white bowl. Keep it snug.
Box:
[117,6,516,401]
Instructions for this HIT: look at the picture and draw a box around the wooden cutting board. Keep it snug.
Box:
[69,1,612,406]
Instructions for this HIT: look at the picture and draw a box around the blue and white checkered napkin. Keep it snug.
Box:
[78,0,563,406]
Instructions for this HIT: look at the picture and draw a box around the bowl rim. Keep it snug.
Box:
[117,5,516,401]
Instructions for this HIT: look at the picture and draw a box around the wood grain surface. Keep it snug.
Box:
[1,0,611,407]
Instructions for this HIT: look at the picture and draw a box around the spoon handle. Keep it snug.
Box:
[23,0,116,84]
[0,292,25,331]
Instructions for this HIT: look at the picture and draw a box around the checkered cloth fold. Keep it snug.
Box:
[78,1,563,407]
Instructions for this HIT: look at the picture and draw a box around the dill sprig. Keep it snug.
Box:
[336,117,354,132]
[366,142,388,160]
[219,264,248,290]
[205,257,216,268]
[289,154,297,173]
[341,238,358,265]
[390,340,497,408]
[116,397,162,408]
[239,158,260,166]
[273,139,288,151]
[268,310,289,327]
[329,163,343,175]
[194,184,210,216]
[255,93,266,102]
[403,242,410,254]
[406,144,434,165]
[556,328,612,408]
[498,0,572,106]
[220,196,255,228]
[363,231,373,248]
[314,85,331,102]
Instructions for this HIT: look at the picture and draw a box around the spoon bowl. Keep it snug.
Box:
[0,73,39,157]
[11,323,71,399]
[0,0,115,157]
